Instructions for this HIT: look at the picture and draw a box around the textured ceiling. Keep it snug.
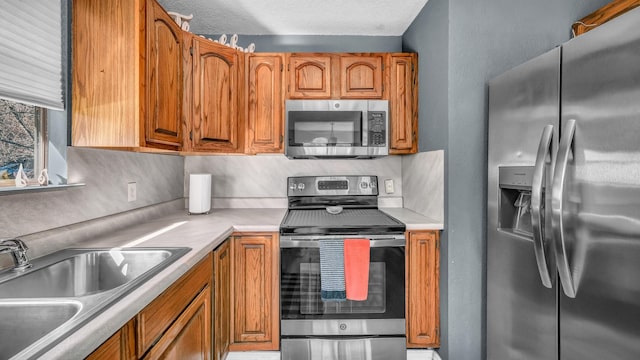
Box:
[157,0,429,36]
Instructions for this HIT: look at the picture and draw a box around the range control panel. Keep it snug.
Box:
[287,176,378,196]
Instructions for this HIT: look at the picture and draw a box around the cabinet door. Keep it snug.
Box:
[339,55,384,98]
[287,55,332,98]
[389,54,418,154]
[214,240,231,360]
[86,320,136,360]
[191,38,243,152]
[143,286,212,360]
[247,54,284,154]
[137,254,212,356]
[230,233,279,351]
[406,231,440,348]
[145,0,183,149]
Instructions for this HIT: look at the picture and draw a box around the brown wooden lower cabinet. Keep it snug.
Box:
[406,230,440,348]
[229,232,280,351]
[214,239,232,360]
[86,320,136,360]
[86,254,213,360]
[143,286,211,359]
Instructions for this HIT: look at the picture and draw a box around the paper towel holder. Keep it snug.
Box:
[188,173,212,215]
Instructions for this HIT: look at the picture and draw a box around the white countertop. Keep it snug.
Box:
[37,206,442,359]
[380,207,444,230]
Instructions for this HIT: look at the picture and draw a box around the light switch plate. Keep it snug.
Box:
[384,179,394,194]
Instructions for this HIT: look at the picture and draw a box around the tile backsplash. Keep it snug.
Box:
[1,148,184,239]
[402,150,444,222]
[184,154,403,203]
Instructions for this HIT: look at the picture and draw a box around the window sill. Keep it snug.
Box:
[0,183,85,196]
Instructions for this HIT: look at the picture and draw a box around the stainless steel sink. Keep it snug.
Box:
[0,249,176,298]
[0,300,82,360]
[0,247,190,359]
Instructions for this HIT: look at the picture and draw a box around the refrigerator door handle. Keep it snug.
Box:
[552,119,577,298]
[531,125,554,288]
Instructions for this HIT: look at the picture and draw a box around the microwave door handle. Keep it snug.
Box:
[531,125,554,288]
[552,119,577,298]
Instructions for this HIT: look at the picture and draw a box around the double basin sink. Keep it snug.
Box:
[0,247,190,359]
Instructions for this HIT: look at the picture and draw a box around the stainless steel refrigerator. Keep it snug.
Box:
[487,7,640,360]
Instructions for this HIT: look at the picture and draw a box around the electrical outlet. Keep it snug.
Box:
[384,179,395,194]
[128,182,137,202]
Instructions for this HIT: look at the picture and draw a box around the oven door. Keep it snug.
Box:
[280,235,405,336]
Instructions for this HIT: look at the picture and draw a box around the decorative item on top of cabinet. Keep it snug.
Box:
[86,320,136,360]
[214,239,232,360]
[188,37,245,153]
[230,232,280,351]
[388,53,418,154]
[72,0,183,152]
[246,54,285,154]
[286,54,333,99]
[339,55,385,99]
[406,230,440,348]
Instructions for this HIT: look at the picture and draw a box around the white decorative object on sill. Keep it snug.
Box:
[38,168,49,186]
[218,34,228,45]
[167,11,193,32]
[15,164,28,188]
[230,33,239,48]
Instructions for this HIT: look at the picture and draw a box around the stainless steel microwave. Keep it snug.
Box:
[285,99,389,159]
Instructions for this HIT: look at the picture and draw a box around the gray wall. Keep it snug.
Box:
[200,34,402,52]
[1,148,184,239]
[402,0,610,359]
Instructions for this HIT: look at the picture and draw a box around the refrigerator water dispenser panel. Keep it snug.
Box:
[498,166,536,236]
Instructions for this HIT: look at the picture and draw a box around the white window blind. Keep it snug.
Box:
[0,0,63,111]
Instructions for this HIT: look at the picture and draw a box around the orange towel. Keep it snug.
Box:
[344,238,370,301]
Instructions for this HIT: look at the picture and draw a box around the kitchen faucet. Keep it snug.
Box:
[0,238,31,271]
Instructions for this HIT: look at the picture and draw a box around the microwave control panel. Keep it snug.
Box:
[368,111,387,146]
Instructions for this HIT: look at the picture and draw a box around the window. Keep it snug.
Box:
[0,0,69,190]
[0,99,46,186]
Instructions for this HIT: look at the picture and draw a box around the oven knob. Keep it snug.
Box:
[339,323,347,331]
[289,183,296,190]
[360,182,368,189]
[297,183,305,190]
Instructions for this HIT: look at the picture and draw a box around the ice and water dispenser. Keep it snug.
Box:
[498,166,536,237]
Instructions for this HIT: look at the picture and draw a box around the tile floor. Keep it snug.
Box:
[226,349,441,360]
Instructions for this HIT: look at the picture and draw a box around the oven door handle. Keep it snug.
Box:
[280,238,405,248]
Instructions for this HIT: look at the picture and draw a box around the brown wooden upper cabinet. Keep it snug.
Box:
[188,37,244,153]
[389,53,419,154]
[286,53,385,100]
[72,0,183,151]
[145,0,183,149]
[246,54,285,154]
[339,55,384,98]
[286,54,333,98]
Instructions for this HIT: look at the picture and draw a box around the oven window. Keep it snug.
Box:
[289,111,362,146]
[299,262,386,314]
[281,246,404,320]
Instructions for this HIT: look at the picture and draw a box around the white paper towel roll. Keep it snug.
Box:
[189,173,211,214]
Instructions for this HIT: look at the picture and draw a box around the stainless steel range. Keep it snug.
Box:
[279,175,407,360]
